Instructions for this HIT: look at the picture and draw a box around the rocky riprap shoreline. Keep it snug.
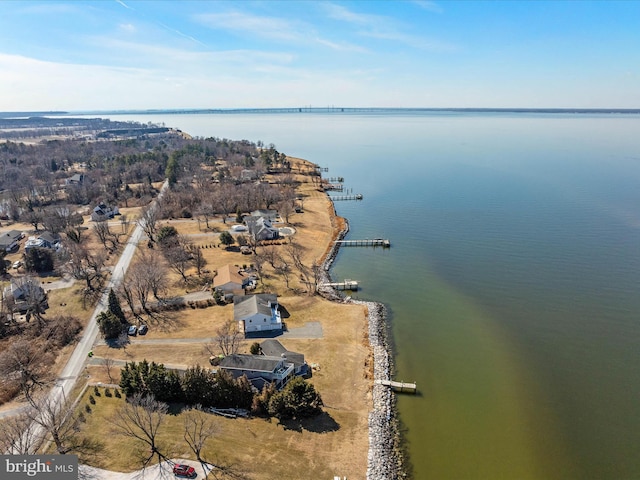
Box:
[318,213,405,480]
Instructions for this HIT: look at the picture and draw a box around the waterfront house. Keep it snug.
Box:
[235,293,282,335]
[260,339,309,377]
[218,353,294,390]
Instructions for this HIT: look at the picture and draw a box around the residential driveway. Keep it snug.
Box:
[283,321,323,339]
[80,459,212,480]
[41,274,76,291]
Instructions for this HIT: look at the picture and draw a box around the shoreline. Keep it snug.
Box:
[317,195,406,480]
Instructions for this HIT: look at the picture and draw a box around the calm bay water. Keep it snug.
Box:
[94,112,640,479]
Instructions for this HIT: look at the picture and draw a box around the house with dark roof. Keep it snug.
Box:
[219,353,294,390]
[91,202,118,222]
[234,294,282,335]
[260,339,309,377]
[0,230,24,252]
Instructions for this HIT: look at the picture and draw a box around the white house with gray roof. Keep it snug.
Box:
[234,293,282,335]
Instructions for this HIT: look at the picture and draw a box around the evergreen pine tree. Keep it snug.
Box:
[108,288,126,324]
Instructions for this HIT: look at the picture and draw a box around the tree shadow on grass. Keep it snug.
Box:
[278,411,340,433]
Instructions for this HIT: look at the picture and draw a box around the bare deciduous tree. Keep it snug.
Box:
[102,357,116,384]
[190,245,207,277]
[28,393,101,456]
[137,205,158,243]
[0,338,53,403]
[66,242,107,291]
[163,236,193,282]
[121,251,169,318]
[0,410,41,454]
[205,320,241,357]
[111,393,170,469]
[94,221,120,253]
[183,407,217,462]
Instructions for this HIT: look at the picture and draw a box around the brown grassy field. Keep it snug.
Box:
[76,383,368,480]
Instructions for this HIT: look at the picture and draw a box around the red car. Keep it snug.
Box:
[173,464,197,478]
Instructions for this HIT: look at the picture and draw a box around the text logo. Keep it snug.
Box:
[1,455,77,479]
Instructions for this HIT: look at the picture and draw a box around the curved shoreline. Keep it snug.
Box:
[317,197,405,480]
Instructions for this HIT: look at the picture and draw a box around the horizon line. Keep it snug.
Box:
[2,107,640,117]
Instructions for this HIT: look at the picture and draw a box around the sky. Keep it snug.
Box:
[1,0,639,111]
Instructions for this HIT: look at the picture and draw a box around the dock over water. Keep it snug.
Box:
[375,379,417,394]
[335,238,390,247]
[320,279,359,291]
[329,193,363,201]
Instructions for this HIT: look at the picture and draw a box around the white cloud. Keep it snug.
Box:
[323,3,385,26]
[323,3,456,52]
[194,11,305,42]
[412,1,444,14]
[362,30,457,53]
[118,23,136,33]
[314,37,369,53]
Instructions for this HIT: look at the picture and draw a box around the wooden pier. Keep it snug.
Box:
[335,238,390,248]
[329,193,363,201]
[321,279,359,291]
[375,379,417,394]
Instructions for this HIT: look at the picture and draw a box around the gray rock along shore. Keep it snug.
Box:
[317,211,404,480]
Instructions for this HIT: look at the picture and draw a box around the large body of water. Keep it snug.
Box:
[91,111,640,479]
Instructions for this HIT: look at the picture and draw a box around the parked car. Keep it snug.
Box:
[173,464,197,478]
[138,324,148,335]
[12,260,22,269]
[127,325,137,336]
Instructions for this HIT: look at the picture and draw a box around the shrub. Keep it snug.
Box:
[93,386,100,396]
[85,404,92,413]
[88,395,95,405]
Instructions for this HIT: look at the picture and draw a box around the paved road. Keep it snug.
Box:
[19,181,169,451]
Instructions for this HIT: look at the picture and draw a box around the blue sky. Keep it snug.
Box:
[1,0,639,111]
